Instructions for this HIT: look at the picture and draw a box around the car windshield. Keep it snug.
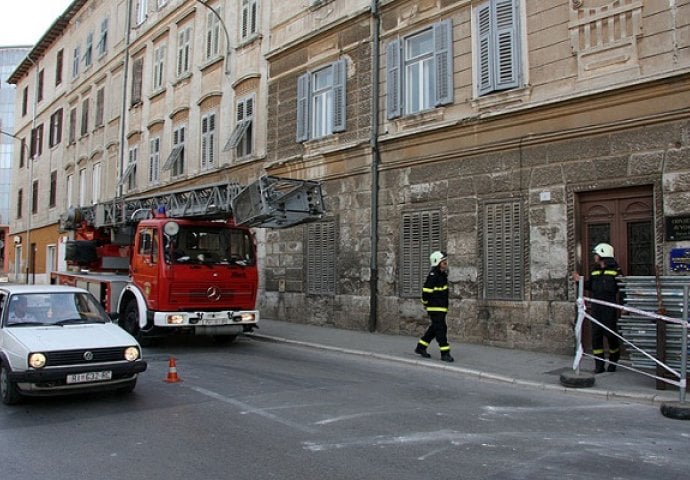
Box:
[164,225,255,265]
[2,292,110,327]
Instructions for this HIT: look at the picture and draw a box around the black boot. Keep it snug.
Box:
[607,350,620,372]
[441,352,454,363]
[594,358,605,374]
[415,345,431,358]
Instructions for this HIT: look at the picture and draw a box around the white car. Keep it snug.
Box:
[0,284,147,405]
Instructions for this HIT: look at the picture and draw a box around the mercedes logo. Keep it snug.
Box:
[207,286,221,301]
[83,351,94,361]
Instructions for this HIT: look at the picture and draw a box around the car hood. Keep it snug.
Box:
[6,323,139,351]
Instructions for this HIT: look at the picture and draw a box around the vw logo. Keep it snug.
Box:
[207,286,221,301]
[83,351,94,361]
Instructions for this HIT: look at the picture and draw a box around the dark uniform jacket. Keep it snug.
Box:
[422,267,449,312]
[584,258,622,303]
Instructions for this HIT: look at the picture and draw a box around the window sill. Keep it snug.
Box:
[471,85,532,112]
[199,55,223,72]
[226,152,262,167]
[149,88,166,100]
[172,72,192,87]
[393,107,446,132]
[236,33,262,50]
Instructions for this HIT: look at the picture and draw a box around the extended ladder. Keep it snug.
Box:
[60,175,325,230]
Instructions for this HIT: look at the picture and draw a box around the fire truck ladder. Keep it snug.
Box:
[60,175,325,230]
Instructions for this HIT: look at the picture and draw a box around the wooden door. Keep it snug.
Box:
[576,186,654,352]
[578,186,654,277]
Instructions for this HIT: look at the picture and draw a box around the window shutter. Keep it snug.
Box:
[307,221,336,295]
[177,30,184,76]
[477,4,492,96]
[206,11,213,59]
[484,200,523,300]
[296,72,310,142]
[332,59,346,133]
[434,19,454,106]
[386,38,401,119]
[400,210,442,297]
[494,0,519,90]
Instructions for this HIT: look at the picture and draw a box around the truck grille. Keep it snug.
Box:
[168,284,253,306]
[45,347,127,366]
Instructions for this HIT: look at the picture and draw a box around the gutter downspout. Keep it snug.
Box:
[368,0,381,332]
[117,0,133,199]
[24,52,38,284]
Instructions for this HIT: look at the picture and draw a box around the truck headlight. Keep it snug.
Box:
[28,353,47,369]
[232,312,256,322]
[124,347,140,362]
[167,314,185,325]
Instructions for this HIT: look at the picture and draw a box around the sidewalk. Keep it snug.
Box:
[250,318,682,405]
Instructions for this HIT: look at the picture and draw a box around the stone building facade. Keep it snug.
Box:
[7,0,690,354]
[261,0,690,353]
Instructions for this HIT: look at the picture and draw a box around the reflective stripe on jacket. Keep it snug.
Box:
[422,267,449,312]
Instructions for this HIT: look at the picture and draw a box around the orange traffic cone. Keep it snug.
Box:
[164,357,182,383]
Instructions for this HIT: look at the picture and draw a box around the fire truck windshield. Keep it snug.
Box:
[164,225,255,266]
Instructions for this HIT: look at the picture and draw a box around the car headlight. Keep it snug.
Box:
[28,353,47,369]
[124,347,140,362]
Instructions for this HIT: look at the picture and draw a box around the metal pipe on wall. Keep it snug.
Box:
[368,0,381,333]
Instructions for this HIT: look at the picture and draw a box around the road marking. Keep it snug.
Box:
[315,412,377,425]
[188,385,316,434]
[303,429,481,451]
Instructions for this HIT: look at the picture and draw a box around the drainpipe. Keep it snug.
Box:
[368,0,381,332]
[117,0,133,199]
[24,52,38,284]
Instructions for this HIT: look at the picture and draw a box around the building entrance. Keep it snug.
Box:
[576,186,654,352]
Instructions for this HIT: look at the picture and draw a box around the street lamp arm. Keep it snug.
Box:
[195,0,232,76]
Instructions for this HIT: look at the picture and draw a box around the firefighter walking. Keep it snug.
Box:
[415,251,454,362]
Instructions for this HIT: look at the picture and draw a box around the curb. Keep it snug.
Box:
[250,333,674,406]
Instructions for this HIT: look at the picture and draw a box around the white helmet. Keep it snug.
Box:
[592,243,614,258]
[429,251,447,267]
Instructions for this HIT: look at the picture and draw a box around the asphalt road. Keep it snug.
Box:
[2,336,689,480]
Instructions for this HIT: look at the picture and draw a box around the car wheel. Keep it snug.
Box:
[1,364,22,405]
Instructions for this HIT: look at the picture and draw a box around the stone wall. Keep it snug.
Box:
[260,115,690,355]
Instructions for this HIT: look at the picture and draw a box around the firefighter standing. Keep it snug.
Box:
[573,242,623,373]
[415,251,454,362]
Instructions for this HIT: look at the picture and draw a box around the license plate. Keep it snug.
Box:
[201,318,230,326]
[66,371,112,384]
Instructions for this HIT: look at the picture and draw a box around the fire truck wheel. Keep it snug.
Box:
[212,334,238,344]
[122,300,141,337]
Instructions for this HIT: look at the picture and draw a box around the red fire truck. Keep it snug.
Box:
[51,176,324,343]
